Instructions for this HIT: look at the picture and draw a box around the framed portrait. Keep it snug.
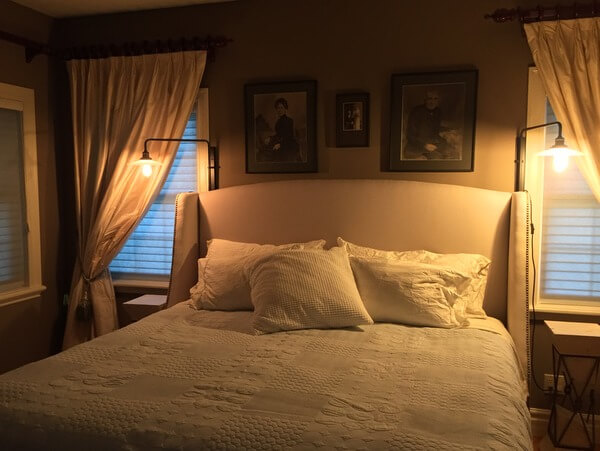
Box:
[388,70,477,172]
[336,93,369,147]
[245,80,317,173]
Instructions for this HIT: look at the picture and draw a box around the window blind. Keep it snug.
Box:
[540,105,600,300]
[110,112,197,279]
[0,107,28,291]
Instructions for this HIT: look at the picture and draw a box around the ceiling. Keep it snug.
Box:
[11,0,235,18]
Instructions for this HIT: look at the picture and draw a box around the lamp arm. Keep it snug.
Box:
[515,120,573,191]
[143,137,211,154]
[515,121,562,192]
[143,137,219,190]
[515,134,525,192]
[519,121,562,139]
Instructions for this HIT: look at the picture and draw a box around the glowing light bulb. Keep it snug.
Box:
[538,137,581,174]
[134,147,162,178]
[142,162,153,177]
[552,153,569,173]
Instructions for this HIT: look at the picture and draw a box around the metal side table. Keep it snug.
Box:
[545,320,600,450]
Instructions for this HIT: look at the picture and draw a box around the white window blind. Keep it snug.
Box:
[540,104,600,300]
[110,112,198,279]
[0,107,28,292]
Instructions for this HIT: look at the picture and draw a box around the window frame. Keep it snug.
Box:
[525,67,600,316]
[112,88,209,291]
[0,82,45,306]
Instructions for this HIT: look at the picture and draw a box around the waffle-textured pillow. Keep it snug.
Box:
[190,239,326,311]
[350,256,469,328]
[249,247,373,334]
[338,237,490,318]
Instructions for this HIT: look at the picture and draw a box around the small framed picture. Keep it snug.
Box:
[388,70,477,172]
[245,80,317,173]
[336,93,369,147]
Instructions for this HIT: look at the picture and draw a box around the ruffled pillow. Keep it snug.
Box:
[349,256,470,328]
[338,237,490,318]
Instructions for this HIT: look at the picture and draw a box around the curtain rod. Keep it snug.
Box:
[0,30,52,62]
[0,31,231,63]
[485,1,600,23]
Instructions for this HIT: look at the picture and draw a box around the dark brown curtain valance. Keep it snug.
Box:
[0,31,231,63]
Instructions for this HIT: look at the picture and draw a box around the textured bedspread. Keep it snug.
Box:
[0,302,531,450]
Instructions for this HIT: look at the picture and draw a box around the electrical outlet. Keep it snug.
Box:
[543,373,566,393]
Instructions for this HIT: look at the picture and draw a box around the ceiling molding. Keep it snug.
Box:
[10,0,237,18]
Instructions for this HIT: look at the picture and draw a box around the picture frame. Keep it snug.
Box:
[388,70,477,172]
[336,93,369,147]
[245,80,317,173]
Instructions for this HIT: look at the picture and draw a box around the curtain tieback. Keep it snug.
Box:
[76,262,104,323]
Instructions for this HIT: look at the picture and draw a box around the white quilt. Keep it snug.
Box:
[0,302,531,450]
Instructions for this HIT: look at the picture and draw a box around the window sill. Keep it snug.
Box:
[113,279,168,295]
[0,285,47,307]
[531,302,600,321]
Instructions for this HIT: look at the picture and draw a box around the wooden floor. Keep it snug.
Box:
[534,434,600,451]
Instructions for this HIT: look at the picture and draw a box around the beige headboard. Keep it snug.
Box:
[166,179,530,379]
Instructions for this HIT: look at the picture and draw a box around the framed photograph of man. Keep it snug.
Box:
[336,93,369,147]
[245,80,317,173]
[388,70,477,172]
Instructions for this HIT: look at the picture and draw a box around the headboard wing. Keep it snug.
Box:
[166,192,199,308]
[507,191,531,383]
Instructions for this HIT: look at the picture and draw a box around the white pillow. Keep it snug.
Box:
[206,238,326,259]
[338,238,490,318]
[191,256,249,310]
[190,239,326,311]
[249,247,373,334]
[350,256,469,328]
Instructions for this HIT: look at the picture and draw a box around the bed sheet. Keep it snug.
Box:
[0,301,531,450]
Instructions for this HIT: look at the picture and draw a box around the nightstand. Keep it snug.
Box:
[544,320,600,450]
[122,294,167,323]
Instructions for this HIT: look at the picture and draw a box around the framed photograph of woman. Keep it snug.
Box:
[245,80,317,173]
[336,92,369,147]
[388,70,477,172]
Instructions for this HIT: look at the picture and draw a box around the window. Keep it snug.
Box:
[526,68,600,314]
[540,107,600,303]
[110,90,209,288]
[109,112,197,281]
[0,108,27,290]
[0,82,44,305]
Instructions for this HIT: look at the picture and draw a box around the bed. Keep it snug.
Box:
[0,179,532,450]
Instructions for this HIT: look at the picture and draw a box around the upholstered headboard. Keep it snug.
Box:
[166,179,530,379]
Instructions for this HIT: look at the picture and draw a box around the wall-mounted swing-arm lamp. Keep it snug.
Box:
[515,121,581,191]
[133,137,219,190]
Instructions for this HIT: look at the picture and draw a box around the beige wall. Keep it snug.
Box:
[8,0,592,411]
[57,0,537,192]
[0,2,61,373]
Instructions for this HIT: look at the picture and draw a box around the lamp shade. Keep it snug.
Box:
[132,149,161,177]
[537,136,582,173]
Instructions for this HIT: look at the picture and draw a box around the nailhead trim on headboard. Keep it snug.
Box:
[165,192,183,307]
[525,192,532,389]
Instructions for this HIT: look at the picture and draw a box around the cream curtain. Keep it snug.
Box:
[525,18,600,201]
[63,51,207,349]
